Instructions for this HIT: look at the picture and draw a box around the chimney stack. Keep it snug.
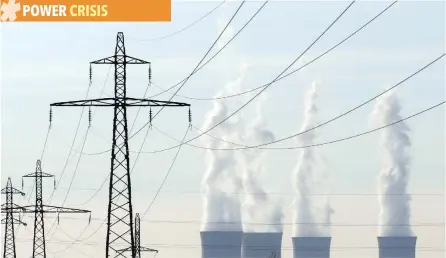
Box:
[378,236,416,258]
[292,237,331,258]
[241,232,283,258]
[200,231,243,258]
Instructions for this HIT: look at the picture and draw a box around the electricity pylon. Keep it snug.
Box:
[50,32,191,258]
[8,160,91,258]
[1,178,27,258]
[118,213,158,257]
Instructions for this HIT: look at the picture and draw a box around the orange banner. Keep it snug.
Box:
[0,0,171,22]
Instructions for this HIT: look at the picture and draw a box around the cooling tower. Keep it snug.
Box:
[241,232,283,258]
[292,237,331,258]
[201,231,243,258]
[378,237,416,258]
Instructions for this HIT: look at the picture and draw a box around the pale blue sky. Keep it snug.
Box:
[1,1,445,258]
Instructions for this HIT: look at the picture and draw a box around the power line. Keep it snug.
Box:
[129,51,444,154]
[144,0,355,142]
[16,214,446,227]
[128,0,250,181]
[141,127,190,220]
[58,128,90,207]
[48,224,92,256]
[19,186,443,196]
[147,0,269,99]
[71,52,444,155]
[143,100,444,152]
[150,0,247,121]
[44,65,113,244]
[43,65,114,252]
[68,0,266,159]
[151,0,399,101]
[70,0,353,158]
[129,0,359,154]
[45,65,112,205]
[129,0,227,42]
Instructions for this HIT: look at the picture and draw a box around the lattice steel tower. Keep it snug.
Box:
[1,178,26,258]
[50,32,191,258]
[119,213,158,257]
[19,160,91,258]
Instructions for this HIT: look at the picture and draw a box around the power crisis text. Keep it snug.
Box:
[22,5,108,17]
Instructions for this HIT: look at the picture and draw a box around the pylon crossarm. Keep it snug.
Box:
[124,97,190,107]
[16,205,90,214]
[1,187,25,196]
[23,172,54,178]
[50,97,190,107]
[1,217,27,226]
[140,247,159,253]
[90,55,116,64]
[1,203,25,212]
[90,55,150,65]
[40,205,91,213]
[6,205,35,213]
[50,98,116,107]
[123,55,150,64]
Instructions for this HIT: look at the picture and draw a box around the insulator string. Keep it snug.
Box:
[89,64,92,84]
[49,108,53,128]
[88,107,92,127]
[188,107,192,129]
[148,64,152,86]
[149,108,153,129]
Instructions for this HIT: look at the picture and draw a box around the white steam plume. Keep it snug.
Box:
[240,93,284,232]
[371,89,413,237]
[201,66,247,232]
[292,81,334,237]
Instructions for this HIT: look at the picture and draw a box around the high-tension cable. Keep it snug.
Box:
[129,0,227,42]
[65,0,349,157]
[53,0,396,158]
[148,0,268,99]
[130,52,444,153]
[152,0,399,101]
[147,100,444,152]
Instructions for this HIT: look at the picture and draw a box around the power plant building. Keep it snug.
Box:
[292,237,331,258]
[201,231,243,258]
[241,232,283,258]
[378,236,416,258]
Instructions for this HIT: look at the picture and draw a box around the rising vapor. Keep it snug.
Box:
[292,81,334,237]
[200,66,247,232]
[240,93,284,232]
[371,89,413,237]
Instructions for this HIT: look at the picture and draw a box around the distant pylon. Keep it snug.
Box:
[50,32,191,258]
[1,178,27,258]
[118,213,158,258]
[13,159,92,258]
